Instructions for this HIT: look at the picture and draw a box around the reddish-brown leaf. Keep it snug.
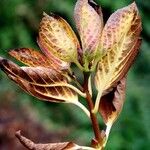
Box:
[0,57,78,103]
[99,77,126,125]
[9,48,69,71]
[16,131,95,150]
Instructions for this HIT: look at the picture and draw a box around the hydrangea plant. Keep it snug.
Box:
[0,0,142,149]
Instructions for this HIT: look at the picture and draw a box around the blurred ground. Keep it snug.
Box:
[0,91,68,150]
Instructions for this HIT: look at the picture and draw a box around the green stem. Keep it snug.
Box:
[74,60,85,71]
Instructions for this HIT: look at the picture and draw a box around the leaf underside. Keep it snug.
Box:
[0,57,78,103]
[95,2,142,94]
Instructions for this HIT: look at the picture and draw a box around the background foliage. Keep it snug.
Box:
[0,0,149,149]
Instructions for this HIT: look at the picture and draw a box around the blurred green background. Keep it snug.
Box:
[0,0,150,149]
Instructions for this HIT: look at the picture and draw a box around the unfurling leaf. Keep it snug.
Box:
[74,0,103,67]
[99,77,126,125]
[0,57,78,103]
[95,2,142,94]
[9,48,68,71]
[39,13,80,63]
[16,131,95,150]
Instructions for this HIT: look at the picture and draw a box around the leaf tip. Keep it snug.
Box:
[129,1,139,12]
[0,57,8,70]
[0,56,4,62]
[130,1,137,7]
[15,130,21,138]
[43,11,48,17]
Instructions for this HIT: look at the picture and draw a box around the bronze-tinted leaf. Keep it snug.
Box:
[95,2,142,94]
[99,2,141,54]
[9,48,68,71]
[95,39,141,94]
[74,0,103,63]
[38,13,79,63]
[16,131,95,150]
[0,57,78,103]
[99,77,126,125]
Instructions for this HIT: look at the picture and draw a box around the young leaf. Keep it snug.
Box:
[0,57,78,103]
[99,77,126,126]
[94,2,142,113]
[9,48,68,71]
[74,0,103,68]
[16,131,95,150]
[38,13,80,63]
[99,2,142,55]
[99,78,126,146]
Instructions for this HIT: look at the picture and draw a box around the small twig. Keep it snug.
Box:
[83,73,104,146]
